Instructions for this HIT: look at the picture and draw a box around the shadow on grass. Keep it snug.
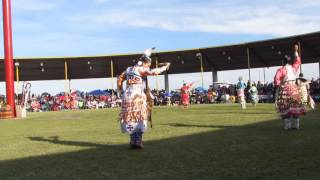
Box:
[1,111,320,180]
[206,111,276,115]
[163,123,237,129]
[27,136,107,148]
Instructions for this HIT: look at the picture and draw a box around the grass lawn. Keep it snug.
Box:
[0,104,319,180]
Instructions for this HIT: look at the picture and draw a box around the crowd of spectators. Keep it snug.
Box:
[0,89,120,112]
[150,78,320,105]
[152,80,276,106]
[0,78,318,112]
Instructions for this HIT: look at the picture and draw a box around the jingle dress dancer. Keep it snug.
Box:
[249,84,259,106]
[180,82,193,108]
[117,48,170,149]
[296,73,315,109]
[237,76,247,109]
[274,44,305,130]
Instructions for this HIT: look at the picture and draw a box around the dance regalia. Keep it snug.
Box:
[237,81,247,109]
[118,64,168,148]
[249,86,259,105]
[296,77,309,105]
[296,75,315,110]
[274,53,305,130]
[180,83,193,106]
[274,55,305,118]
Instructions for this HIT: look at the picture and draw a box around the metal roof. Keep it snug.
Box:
[1,31,319,81]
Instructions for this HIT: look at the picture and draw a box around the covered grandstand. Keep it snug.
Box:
[1,31,319,90]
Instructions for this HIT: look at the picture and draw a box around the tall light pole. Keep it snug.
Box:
[196,52,204,89]
[2,0,16,117]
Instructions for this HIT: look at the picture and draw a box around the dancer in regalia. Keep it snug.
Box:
[274,44,305,130]
[180,82,193,108]
[237,76,247,109]
[296,73,315,110]
[249,83,259,107]
[117,48,170,149]
[296,73,309,105]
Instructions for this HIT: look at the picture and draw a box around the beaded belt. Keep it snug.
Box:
[283,80,296,85]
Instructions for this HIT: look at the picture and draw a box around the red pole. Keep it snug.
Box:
[2,0,16,117]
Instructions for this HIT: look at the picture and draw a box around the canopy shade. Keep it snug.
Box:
[1,31,319,81]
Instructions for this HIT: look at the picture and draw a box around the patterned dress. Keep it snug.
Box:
[296,78,316,110]
[180,83,193,106]
[237,81,246,104]
[249,86,259,104]
[274,56,305,119]
[119,65,167,134]
[296,78,309,105]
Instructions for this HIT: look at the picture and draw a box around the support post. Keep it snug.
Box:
[198,52,204,88]
[110,58,114,97]
[15,63,19,93]
[212,68,218,84]
[246,47,252,83]
[164,72,169,93]
[2,0,15,117]
[155,56,159,92]
[263,68,266,83]
[64,60,70,93]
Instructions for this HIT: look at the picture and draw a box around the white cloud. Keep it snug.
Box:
[6,32,119,57]
[297,0,320,6]
[68,0,320,36]
[95,0,112,4]
[12,0,63,11]
[12,19,47,33]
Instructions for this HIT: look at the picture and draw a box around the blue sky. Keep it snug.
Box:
[0,0,320,94]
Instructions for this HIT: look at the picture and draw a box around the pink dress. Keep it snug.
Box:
[274,55,305,119]
[180,83,193,106]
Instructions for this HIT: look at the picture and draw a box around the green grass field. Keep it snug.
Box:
[1,104,319,180]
